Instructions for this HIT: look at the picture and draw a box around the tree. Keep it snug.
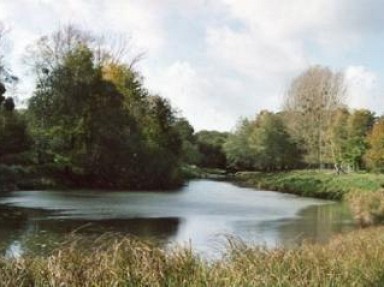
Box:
[365,118,384,171]
[224,111,300,171]
[224,119,255,170]
[196,130,228,169]
[328,108,350,169]
[174,118,201,165]
[27,26,183,189]
[251,111,301,170]
[283,66,346,168]
[343,109,374,170]
[0,22,31,167]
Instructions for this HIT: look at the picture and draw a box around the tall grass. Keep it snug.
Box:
[346,189,384,226]
[2,229,384,286]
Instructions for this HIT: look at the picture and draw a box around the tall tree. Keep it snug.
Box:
[283,66,346,168]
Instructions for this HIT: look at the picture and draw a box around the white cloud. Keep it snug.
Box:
[1,0,384,130]
[0,0,166,100]
[220,0,378,49]
[101,1,166,54]
[344,66,379,111]
[145,61,246,131]
[205,26,307,81]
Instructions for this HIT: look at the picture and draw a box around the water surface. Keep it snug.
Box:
[0,180,355,256]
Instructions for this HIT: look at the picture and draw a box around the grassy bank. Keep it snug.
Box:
[234,170,384,200]
[2,229,384,286]
[182,165,227,180]
[234,170,384,225]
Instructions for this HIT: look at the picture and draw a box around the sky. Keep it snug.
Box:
[0,0,383,131]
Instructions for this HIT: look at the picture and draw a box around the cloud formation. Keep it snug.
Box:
[0,0,383,131]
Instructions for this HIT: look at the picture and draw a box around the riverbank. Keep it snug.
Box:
[0,164,186,192]
[234,170,384,225]
[182,165,228,180]
[2,228,384,286]
[234,170,384,199]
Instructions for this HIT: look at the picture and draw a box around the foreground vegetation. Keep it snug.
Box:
[1,228,384,286]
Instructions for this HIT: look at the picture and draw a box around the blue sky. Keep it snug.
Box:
[0,0,383,131]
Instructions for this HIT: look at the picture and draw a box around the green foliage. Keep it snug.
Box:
[173,118,201,165]
[27,27,183,189]
[365,118,384,172]
[224,111,301,171]
[345,109,374,170]
[224,119,254,170]
[328,108,374,171]
[0,91,32,191]
[0,109,31,162]
[196,130,228,169]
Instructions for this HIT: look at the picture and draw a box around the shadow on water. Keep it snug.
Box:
[230,202,356,248]
[277,202,356,246]
[0,205,180,256]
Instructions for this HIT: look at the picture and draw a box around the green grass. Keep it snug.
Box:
[2,229,384,286]
[234,170,384,200]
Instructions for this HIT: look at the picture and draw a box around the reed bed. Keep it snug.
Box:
[1,227,384,286]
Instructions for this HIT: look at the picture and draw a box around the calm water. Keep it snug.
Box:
[0,179,355,257]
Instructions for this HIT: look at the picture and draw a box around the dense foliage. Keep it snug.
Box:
[224,66,381,173]
[365,118,384,171]
[224,112,301,171]
[0,26,190,190]
[25,27,185,189]
[195,130,228,169]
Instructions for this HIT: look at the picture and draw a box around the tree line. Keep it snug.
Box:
[2,25,384,191]
[224,66,384,173]
[0,25,220,190]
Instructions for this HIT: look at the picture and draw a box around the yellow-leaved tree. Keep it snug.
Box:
[365,118,384,171]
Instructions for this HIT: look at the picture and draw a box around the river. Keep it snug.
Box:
[0,179,355,257]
